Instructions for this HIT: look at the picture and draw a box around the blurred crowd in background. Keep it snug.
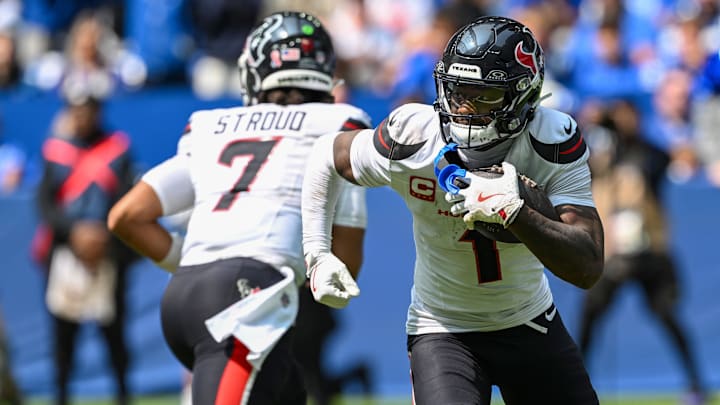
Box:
[0,0,718,192]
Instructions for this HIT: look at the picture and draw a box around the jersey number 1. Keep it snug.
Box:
[214,137,280,211]
[460,230,502,283]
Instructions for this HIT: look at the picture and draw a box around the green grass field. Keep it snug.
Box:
[21,392,720,405]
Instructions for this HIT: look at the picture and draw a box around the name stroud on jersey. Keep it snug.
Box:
[214,110,308,135]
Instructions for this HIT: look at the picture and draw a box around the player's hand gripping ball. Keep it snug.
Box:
[447,163,559,243]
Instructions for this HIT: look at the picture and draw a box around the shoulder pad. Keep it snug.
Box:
[342,117,369,131]
[181,121,191,137]
[334,103,372,130]
[527,107,587,164]
[177,117,192,152]
[177,108,219,156]
[183,109,215,136]
[373,103,435,160]
[187,108,214,124]
[183,106,236,134]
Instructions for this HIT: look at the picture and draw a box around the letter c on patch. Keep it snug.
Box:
[409,176,436,201]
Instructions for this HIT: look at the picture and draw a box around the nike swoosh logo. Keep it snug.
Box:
[563,119,573,135]
[477,192,503,202]
[545,307,557,322]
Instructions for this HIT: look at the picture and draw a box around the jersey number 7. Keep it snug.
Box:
[213,137,280,211]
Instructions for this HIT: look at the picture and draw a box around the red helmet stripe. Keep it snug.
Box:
[515,41,537,75]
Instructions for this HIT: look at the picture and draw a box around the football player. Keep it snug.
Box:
[302,16,604,404]
[108,11,370,404]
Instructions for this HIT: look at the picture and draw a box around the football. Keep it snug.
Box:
[468,166,559,243]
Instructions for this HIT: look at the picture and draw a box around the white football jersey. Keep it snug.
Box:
[142,102,371,282]
[349,103,595,333]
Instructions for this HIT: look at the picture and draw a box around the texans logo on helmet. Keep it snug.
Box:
[514,41,538,75]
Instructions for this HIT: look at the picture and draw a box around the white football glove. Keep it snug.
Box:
[446,161,525,229]
[305,252,360,309]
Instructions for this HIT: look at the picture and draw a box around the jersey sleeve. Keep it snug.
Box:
[339,105,372,131]
[176,123,192,157]
[175,109,209,157]
[349,129,391,187]
[522,107,595,207]
[141,155,195,215]
[333,181,367,228]
[350,103,435,187]
[546,158,595,207]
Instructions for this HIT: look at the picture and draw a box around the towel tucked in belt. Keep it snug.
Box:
[205,266,298,369]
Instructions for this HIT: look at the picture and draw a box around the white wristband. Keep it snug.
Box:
[155,232,184,273]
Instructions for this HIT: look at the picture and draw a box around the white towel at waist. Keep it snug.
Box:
[204,266,298,370]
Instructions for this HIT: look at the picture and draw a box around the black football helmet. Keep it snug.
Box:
[238,11,336,105]
[434,16,545,150]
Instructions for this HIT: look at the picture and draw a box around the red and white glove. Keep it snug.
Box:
[446,161,525,229]
[305,252,360,309]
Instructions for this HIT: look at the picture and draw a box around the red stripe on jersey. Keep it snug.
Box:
[559,134,584,155]
[215,338,252,405]
[376,119,391,150]
[529,129,586,164]
[341,118,369,132]
[372,117,426,160]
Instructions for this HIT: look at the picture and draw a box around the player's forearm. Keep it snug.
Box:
[302,134,345,255]
[510,205,604,289]
[108,217,171,263]
[107,181,181,270]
